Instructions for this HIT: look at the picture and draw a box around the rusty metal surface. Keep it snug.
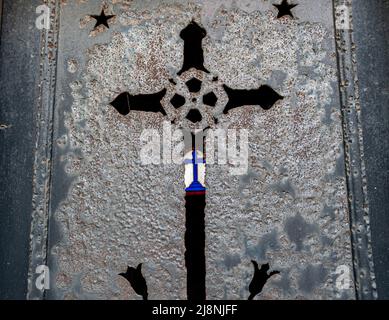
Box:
[28,0,354,300]
[334,0,377,299]
[0,0,383,301]
[10,0,378,300]
[203,3,351,299]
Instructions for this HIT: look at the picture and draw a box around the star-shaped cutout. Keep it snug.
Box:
[273,0,298,19]
[90,9,115,30]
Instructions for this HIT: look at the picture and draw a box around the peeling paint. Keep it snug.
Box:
[37,0,356,300]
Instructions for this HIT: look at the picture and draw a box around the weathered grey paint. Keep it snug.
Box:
[333,0,378,299]
[0,1,3,36]
[204,1,353,299]
[32,0,356,300]
[0,0,41,299]
[27,0,61,300]
[0,0,384,300]
[352,0,389,300]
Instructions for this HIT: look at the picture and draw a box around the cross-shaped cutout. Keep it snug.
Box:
[110,20,283,300]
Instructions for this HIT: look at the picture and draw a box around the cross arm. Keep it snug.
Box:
[222,84,283,115]
[110,88,167,116]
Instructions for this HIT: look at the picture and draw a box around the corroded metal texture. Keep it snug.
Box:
[26,0,366,300]
[28,0,61,300]
[333,0,377,299]
[204,3,353,299]
[351,0,389,299]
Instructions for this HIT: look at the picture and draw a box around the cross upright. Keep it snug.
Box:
[110,20,283,300]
